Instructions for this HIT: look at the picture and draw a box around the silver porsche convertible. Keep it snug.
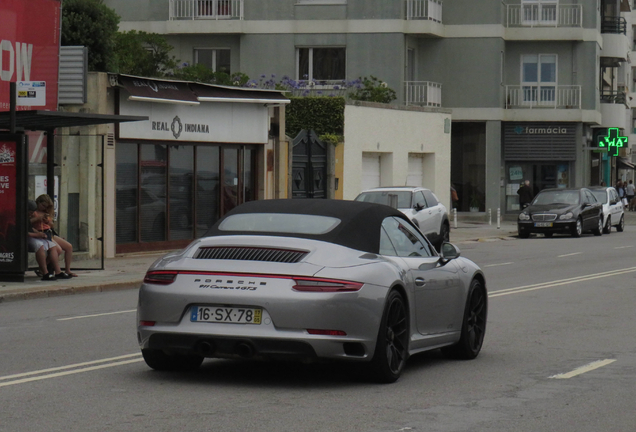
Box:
[137,199,487,383]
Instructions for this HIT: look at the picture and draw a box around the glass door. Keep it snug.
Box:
[522,54,557,106]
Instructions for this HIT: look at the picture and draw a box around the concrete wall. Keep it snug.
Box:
[342,102,452,204]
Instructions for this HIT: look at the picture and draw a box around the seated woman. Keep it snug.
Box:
[32,194,77,278]
[27,199,66,280]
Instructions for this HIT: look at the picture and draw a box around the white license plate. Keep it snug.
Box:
[534,222,553,227]
[190,306,262,324]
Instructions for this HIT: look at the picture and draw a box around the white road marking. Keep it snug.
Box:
[489,266,636,298]
[549,359,616,379]
[484,262,513,268]
[57,309,137,321]
[557,252,582,258]
[0,353,142,381]
[614,245,634,249]
[0,358,144,388]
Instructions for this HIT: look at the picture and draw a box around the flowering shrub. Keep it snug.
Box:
[348,76,397,104]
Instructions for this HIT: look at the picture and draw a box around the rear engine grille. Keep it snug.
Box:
[194,247,308,263]
[532,214,557,222]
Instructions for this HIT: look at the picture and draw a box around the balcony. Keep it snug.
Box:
[601,90,628,104]
[405,0,442,22]
[505,4,582,27]
[405,81,442,107]
[505,85,581,109]
[601,16,626,34]
[169,0,243,20]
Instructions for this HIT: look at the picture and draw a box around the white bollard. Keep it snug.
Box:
[488,208,492,225]
[453,208,457,229]
[497,208,501,229]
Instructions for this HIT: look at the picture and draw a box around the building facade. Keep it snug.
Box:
[103,0,635,214]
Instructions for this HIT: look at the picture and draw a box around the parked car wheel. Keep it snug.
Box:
[617,215,625,232]
[369,290,409,383]
[603,216,612,234]
[572,218,583,237]
[592,216,603,236]
[518,230,530,239]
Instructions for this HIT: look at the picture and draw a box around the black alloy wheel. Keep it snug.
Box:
[572,218,583,237]
[369,290,409,383]
[442,222,450,243]
[603,216,612,234]
[142,349,204,371]
[592,216,603,236]
[617,215,625,232]
[442,279,487,360]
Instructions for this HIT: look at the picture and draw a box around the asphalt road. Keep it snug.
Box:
[1,227,635,432]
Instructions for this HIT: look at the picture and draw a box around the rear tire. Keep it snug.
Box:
[368,290,409,383]
[617,214,625,232]
[603,216,611,234]
[142,349,204,371]
[442,279,487,360]
[518,231,530,239]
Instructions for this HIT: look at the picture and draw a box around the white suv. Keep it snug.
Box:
[355,186,450,250]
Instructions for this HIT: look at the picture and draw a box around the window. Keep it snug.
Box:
[414,191,427,209]
[218,213,341,234]
[194,48,231,74]
[381,217,433,258]
[297,0,346,4]
[521,54,557,105]
[297,48,346,82]
[422,190,439,206]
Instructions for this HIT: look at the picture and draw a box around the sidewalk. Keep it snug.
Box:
[0,216,527,303]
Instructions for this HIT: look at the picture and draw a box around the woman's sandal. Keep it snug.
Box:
[68,272,78,277]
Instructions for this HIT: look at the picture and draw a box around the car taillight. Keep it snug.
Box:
[139,321,156,327]
[143,271,178,285]
[292,277,362,292]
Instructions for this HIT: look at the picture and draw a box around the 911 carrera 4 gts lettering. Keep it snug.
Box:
[198,284,258,291]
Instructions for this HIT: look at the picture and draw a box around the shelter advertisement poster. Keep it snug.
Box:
[0,135,27,277]
[0,0,61,112]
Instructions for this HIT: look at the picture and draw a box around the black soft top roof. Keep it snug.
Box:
[205,199,412,254]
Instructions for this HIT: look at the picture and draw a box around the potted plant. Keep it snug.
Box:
[469,194,480,212]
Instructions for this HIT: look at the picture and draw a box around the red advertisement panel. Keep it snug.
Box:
[0,140,17,265]
[0,0,61,112]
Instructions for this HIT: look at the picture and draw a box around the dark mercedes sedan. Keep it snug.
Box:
[517,188,603,238]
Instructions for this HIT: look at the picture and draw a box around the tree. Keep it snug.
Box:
[114,31,178,77]
[348,76,397,104]
[61,0,120,72]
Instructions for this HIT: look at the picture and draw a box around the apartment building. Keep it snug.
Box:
[104,0,634,214]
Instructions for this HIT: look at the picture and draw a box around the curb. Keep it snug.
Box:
[0,280,143,303]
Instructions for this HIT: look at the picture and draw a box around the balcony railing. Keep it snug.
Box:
[601,16,627,35]
[505,4,582,27]
[505,85,581,109]
[169,0,243,20]
[601,90,627,104]
[405,81,442,107]
[405,0,442,22]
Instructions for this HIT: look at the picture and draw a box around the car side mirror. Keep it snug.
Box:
[440,243,460,260]
[415,203,424,211]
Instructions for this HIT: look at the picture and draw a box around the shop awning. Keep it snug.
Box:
[618,157,636,169]
[191,83,291,104]
[114,74,200,105]
[0,110,148,131]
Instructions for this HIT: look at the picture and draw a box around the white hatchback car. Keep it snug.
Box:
[589,186,625,234]
[355,186,450,250]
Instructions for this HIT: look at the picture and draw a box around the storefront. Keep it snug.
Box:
[503,122,578,212]
[112,75,289,254]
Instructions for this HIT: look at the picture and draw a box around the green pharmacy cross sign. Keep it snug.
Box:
[598,128,628,157]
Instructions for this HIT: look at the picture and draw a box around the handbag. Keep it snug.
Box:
[622,198,628,206]
[43,229,53,241]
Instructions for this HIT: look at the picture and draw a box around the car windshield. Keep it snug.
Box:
[590,190,608,204]
[218,213,341,235]
[532,190,580,206]
[355,191,412,208]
